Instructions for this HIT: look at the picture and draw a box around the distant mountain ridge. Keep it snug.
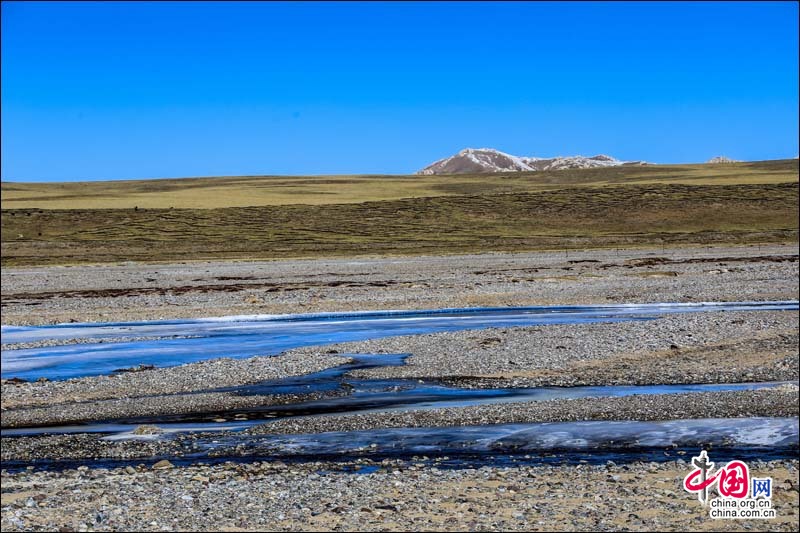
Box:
[417,148,646,175]
[707,156,742,164]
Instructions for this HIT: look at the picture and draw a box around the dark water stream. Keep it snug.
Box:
[2,351,793,437]
[2,302,797,469]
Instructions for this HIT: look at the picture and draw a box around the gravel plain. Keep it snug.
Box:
[2,244,797,326]
[291,310,799,385]
[1,245,798,531]
[1,459,798,531]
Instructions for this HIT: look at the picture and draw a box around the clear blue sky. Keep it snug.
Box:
[2,1,798,181]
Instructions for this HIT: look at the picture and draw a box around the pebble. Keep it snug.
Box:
[151,460,173,470]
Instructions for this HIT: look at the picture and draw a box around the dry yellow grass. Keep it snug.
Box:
[2,181,797,266]
[2,160,796,266]
[2,159,797,210]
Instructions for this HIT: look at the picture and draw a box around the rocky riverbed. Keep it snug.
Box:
[2,245,799,531]
[2,244,797,326]
[249,387,800,436]
[2,308,796,427]
[3,387,797,463]
[291,310,799,386]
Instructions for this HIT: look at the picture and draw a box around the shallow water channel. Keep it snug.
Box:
[2,301,798,467]
[2,301,797,381]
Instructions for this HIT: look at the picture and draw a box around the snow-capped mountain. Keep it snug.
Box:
[417,148,644,175]
[707,156,741,164]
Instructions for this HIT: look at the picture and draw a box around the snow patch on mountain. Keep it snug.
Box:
[707,156,741,164]
[417,148,644,175]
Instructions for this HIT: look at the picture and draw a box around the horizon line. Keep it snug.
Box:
[2,156,798,184]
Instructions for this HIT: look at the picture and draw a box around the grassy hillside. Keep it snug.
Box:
[2,159,797,210]
[2,181,797,266]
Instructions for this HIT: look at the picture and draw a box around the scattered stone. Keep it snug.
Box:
[151,460,174,470]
